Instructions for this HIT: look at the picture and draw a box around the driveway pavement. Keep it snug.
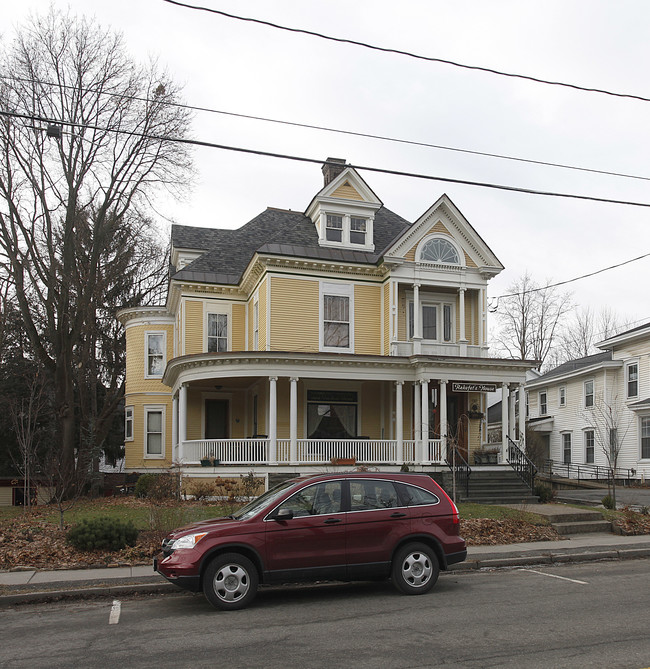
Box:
[556,485,650,508]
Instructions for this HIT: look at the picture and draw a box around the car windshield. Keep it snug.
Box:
[231,479,299,520]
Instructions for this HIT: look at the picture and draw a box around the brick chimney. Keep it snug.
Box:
[321,157,347,186]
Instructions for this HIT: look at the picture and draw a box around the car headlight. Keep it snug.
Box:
[170,532,208,550]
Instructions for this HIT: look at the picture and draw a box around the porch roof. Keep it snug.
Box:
[162,350,534,391]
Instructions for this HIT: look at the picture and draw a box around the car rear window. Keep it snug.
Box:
[398,483,440,506]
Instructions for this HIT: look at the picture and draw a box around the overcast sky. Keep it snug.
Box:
[3,0,650,335]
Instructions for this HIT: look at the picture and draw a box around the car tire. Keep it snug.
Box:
[203,553,259,611]
[391,543,439,595]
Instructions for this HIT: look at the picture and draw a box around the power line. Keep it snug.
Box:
[162,0,650,104]
[4,72,650,184]
[4,108,650,210]
[488,252,650,306]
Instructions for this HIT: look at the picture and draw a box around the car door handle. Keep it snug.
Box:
[323,518,342,524]
[390,512,407,518]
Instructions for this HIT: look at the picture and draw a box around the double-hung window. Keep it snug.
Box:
[321,283,353,352]
[626,362,639,399]
[585,430,594,464]
[125,407,134,441]
[326,214,343,242]
[144,406,165,458]
[349,217,367,245]
[559,386,566,407]
[642,417,650,459]
[539,391,548,416]
[584,380,594,408]
[207,313,228,352]
[408,299,454,342]
[146,332,165,378]
[562,432,572,464]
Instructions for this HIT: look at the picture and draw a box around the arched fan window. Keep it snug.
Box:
[419,237,460,265]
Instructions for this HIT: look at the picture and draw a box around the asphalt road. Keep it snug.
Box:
[2,560,649,669]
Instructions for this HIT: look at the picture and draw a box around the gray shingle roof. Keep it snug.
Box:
[534,351,613,382]
[172,206,411,285]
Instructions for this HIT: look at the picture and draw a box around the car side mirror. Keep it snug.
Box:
[272,508,294,521]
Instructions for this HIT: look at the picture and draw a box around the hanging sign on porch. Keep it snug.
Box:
[451,382,497,393]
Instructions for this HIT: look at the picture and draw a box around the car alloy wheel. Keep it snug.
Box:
[203,553,259,611]
[391,542,439,595]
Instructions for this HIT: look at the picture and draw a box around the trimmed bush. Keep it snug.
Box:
[602,495,616,510]
[66,517,139,552]
[134,473,158,498]
[135,473,179,500]
[534,483,554,504]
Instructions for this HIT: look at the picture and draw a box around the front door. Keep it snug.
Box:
[447,395,468,461]
[205,399,228,439]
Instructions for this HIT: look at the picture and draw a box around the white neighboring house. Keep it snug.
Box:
[526,322,650,480]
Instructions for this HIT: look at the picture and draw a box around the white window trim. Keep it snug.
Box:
[584,379,595,409]
[416,234,464,266]
[204,303,232,353]
[144,331,166,379]
[561,431,572,464]
[318,210,375,252]
[407,293,456,343]
[640,414,650,461]
[625,359,639,400]
[584,428,595,464]
[319,282,354,353]
[558,386,566,407]
[539,389,548,416]
[253,298,259,350]
[144,404,166,459]
[125,406,134,442]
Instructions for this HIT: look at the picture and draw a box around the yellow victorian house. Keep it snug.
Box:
[117,159,534,491]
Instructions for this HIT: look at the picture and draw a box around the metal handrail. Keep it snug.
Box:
[445,445,471,502]
[540,459,636,483]
[506,436,537,491]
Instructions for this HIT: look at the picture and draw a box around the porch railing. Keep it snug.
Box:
[506,436,537,490]
[179,438,444,466]
[540,459,636,484]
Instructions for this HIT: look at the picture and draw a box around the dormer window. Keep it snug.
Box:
[326,214,343,242]
[420,237,460,264]
[350,217,367,245]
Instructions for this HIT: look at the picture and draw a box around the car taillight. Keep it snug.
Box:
[436,484,460,525]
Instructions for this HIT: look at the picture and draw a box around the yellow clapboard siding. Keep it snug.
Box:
[361,382,382,439]
[232,303,246,351]
[383,282,390,355]
[124,323,174,394]
[331,180,363,200]
[270,277,319,352]
[258,278,268,350]
[124,396,173,469]
[184,300,203,355]
[354,284,382,355]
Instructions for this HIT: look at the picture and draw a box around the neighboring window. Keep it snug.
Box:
[326,214,343,242]
[642,417,650,459]
[349,479,400,511]
[539,391,548,416]
[125,407,134,441]
[307,390,357,439]
[145,407,165,458]
[584,380,594,408]
[419,237,460,264]
[559,386,566,407]
[253,300,259,350]
[562,433,572,464]
[323,294,350,349]
[207,313,228,352]
[626,362,639,399]
[349,217,367,245]
[146,332,165,378]
[277,481,343,517]
[585,430,594,464]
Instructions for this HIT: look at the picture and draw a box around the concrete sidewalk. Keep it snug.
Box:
[2,532,650,607]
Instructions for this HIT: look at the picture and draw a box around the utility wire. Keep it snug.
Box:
[489,252,650,305]
[4,108,650,210]
[162,0,650,104]
[3,73,650,185]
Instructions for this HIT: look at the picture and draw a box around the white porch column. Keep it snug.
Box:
[509,385,517,441]
[459,288,467,340]
[289,377,298,464]
[414,382,421,443]
[268,376,278,465]
[172,394,179,464]
[518,383,526,449]
[420,379,429,464]
[501,383,509,462]
[178,384,187,462]
[413,282,422,355]
[395,381,404,464]
[440,379,448,460]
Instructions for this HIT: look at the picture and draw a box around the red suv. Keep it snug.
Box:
[155,472,466,610]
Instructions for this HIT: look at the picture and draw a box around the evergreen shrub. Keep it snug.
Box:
[66,516,139,551]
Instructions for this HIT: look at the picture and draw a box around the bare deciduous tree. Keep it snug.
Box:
[492,272,573,370]
[0,9,192,489]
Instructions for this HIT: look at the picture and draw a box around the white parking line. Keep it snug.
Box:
[109,599,122,625]
[519,569,588,585]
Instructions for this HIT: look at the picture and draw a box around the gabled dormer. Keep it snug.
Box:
[305,158,381,253]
